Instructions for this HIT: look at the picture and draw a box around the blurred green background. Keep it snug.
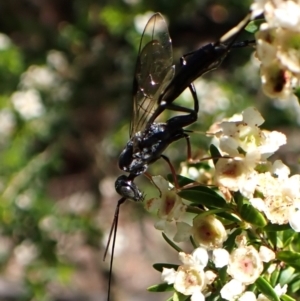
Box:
[0,0,299,301]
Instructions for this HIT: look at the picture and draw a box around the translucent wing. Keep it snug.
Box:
[130,13,174,137]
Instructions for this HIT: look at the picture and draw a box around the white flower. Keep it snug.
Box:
[267,264,276,274]
[211,107,284,160]
[258,130,286,159]
[204,270,217,284]
[257,283,288,301]
[0,33,11,50]
[256,29,277,66]
[227,245,263,285]
[21,65,58,90]
[47,50,69,72]
[235,234,248,247]
[253,165,300,224]
[288,203,300,231]
[180,163,213,184]
[237,108,285,156]
[191,290,205,301]
[239,291,257,301]
[257,294,271,301]
[253,1,300,99]
[11,89,45,120]
[266,0,300,30]
[212,248,230,268]
[162,267,176,284]
[14,240,39,266]
[173,222,192,242]
[250,197,267,212]
[212,108,286,198]
[214,152,259,199]
[39,215,58,232]
[217,108,266,154]
[272,160,290,178]
[259,246,275,262]
[180,248,209,268]
[174,265,206,296]
[15,193,33,209]
[192,215,228,249]
[161,248,210,300]
[220,279,245,300]
[260,59,296,99]
[274,283,288,296]
[251,0,269,19]
[144,176,186,231]
[277,29,300,73]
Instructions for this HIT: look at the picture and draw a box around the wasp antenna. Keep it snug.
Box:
[103,205,117,261]
[104,197,126,301]
[103,197,126,261]
[220,12,251,44]
[107,203,119,301]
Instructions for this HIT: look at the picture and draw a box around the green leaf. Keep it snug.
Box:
[266,231,277,249]
[153,263,179,272]
[162,232,183,252]
[245,19,265,33]
[289,277,300,293]
[167,174,195,187]
[281,295,296,301]
[218,266,227,285]
[209,144,222,166]
[277,251,300,269]
[147,282,174,292]
[233,191,244,211]
[255,277,280,301]
[223,228,242,252]
[279,266,296,285]
[205,292,222,301]
[216,211,241,223]
[190,235,197,249]
[285,231,300,250]
[239,203,267,227]
[179,188,226,208]
[173,291,190,301]
[264,224,291,231]
[270,267,280,287]
[294,87,300,104]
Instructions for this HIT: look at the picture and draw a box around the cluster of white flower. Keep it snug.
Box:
[145,107,299,300]
[161,236,282,301]
[251,161,300,227]
[10,50,71,120]
[213,107,300,230]
[212,107,286,198]
[251,0,300,99]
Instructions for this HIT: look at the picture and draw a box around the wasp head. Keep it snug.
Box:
[115,175,144,202]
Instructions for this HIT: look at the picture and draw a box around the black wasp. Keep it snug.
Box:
[104,12,252,300]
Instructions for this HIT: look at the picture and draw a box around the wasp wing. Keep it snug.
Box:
[130,13,174,138]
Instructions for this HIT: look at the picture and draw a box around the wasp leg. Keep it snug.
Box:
[161,154,180,189]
